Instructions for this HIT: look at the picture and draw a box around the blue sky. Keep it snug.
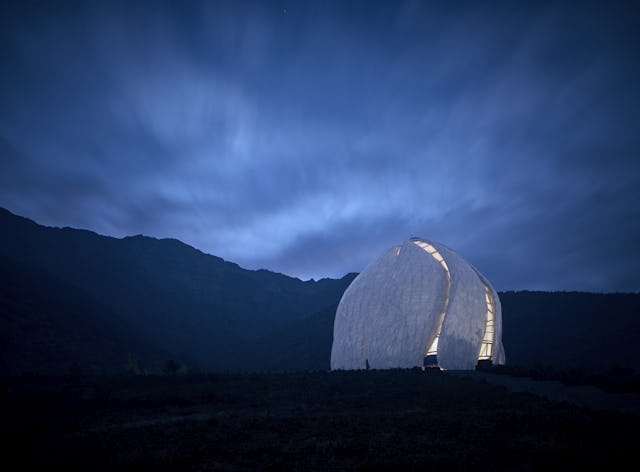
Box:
[1,1,639,291]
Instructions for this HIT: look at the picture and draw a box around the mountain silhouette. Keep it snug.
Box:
[500,290,640,372]
[0,207,638,374]
[0,207,355,373]
[0,254,167,374]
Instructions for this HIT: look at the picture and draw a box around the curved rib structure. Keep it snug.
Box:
[330,237,505,370]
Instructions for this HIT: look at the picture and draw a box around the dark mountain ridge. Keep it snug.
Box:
[0,254,167,374]
[1,207,638,374]
[500,290,640,372]
[0,207,355,372]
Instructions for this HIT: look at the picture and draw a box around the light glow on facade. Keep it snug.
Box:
[478,284,495,360]
[331,237,505,371]
[412,239,450,360]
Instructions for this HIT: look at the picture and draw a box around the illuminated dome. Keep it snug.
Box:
[331,237,505,371]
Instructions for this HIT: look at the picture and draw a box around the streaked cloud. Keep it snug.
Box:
[1,1,639,291]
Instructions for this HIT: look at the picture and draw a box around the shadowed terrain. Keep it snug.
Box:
[2,370,638,470]
[0,207,354,373]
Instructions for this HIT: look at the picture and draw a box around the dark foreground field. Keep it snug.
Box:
[2,370,638,470]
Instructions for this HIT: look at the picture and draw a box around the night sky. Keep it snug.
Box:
[1,1,639,292]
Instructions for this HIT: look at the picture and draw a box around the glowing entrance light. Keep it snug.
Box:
[412,239,450,368]
[426,333,439,356]
[478,284,495,361]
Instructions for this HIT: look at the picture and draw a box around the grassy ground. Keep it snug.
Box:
[1,369,638,470]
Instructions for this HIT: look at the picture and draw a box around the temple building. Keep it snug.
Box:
[331,237,505,370]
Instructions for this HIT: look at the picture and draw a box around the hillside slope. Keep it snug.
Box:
[0,255,166,374]
[0,207,354,371]
[500,290,640,371]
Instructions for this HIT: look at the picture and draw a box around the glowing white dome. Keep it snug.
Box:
[331,237,505,370]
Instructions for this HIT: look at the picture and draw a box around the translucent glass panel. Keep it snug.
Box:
[412,240,449,273]
[412,240,450,360]
[478,285,495,360]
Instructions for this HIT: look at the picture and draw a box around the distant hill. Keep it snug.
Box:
[0,255,167,375]
[500,290,640,372]
[0,207,638,374]
[0,207,355,373]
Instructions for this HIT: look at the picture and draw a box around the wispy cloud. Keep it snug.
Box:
[1,1,639,291]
